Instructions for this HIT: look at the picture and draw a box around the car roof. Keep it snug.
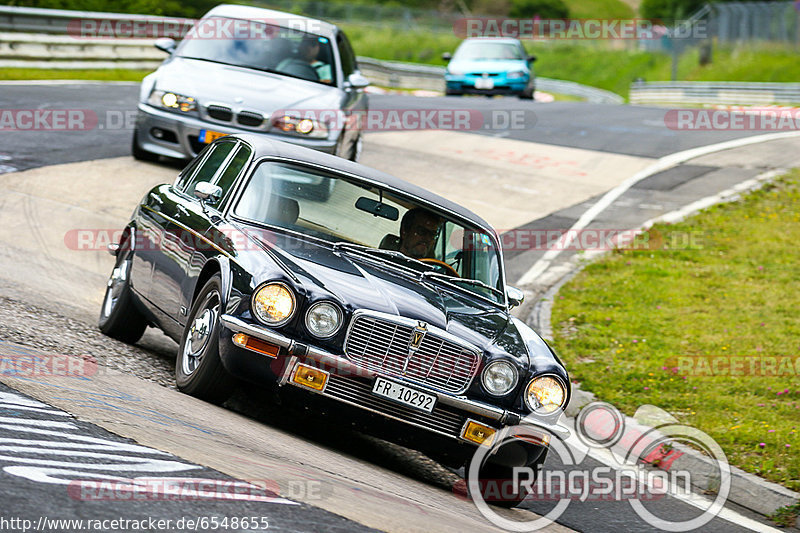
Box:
[461,37,523,45]
[203,4,339,41]
[232,134,495,234]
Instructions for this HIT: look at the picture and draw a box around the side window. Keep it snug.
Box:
[175,144,212,190]
[213,143,252,208]
[337,32,356,78]
[183,142,235,197]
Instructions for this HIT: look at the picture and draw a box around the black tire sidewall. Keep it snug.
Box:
[176,274,231,399]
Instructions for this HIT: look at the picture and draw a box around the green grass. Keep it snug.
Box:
[0,68,150,81]
[563,0,634,19]
[551,171,800,490]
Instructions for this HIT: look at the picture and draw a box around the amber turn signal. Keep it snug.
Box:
[232,333,280,358]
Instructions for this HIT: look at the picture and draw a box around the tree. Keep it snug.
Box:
[509,0,570,19]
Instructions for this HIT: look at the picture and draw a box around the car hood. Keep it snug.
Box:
[153,57,341,112]
[241,231,533,364]
[448,59,528,74]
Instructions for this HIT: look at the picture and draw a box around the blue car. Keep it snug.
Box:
[443,38,536,99]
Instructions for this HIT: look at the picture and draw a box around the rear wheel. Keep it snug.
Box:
[98,247,147,344]
[176,274,235,404]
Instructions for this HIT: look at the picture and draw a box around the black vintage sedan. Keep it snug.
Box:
[100,134,570,504]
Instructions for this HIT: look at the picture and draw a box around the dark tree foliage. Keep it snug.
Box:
[0,0,219,18]
[509,0,570,19]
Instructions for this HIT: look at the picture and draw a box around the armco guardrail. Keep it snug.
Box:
[0,29,622,103]
[630,81,800,105]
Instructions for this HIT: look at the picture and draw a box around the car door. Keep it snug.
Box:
[336,30,367,154]
[180,140,254,318]
[147,140,237,334]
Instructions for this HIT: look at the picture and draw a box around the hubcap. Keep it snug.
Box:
[102,260,128,319]
[182,291,219,376]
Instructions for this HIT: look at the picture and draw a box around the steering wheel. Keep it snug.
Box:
[419,258,460,277]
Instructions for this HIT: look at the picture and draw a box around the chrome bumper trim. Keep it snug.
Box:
[220,314,571,441]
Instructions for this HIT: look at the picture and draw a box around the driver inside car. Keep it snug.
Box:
[277,36,332,83]
[380,207,443,260]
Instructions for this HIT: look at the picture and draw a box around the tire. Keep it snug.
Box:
[471,460,541,508]
[176,274,235,404]
[131,130,159,162]
[349,133,363,162]
[519,83,535,100]
[98,249,147,344]
[445,89,463,96]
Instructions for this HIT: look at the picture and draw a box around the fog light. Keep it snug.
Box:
[461,420,496,445]
[152,128,165,139]
[291,363,328,392]
[232,333,280,358]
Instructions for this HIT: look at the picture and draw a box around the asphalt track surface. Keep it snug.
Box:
[0,82,792,533]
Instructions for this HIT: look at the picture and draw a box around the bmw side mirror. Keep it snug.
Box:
[154,38,176,54]
[442,52,452,61]
[194,182,222,203]
[506,286,525,309]
[346,72,370,89]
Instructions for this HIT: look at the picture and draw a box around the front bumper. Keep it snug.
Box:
[220,314,570,445]
[445,74,529,95]
[135,103,340,159]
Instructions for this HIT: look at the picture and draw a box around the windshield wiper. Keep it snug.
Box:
[332,242,431,270]
[421,271,505,300]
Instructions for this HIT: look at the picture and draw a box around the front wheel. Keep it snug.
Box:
[98,252,147,344]
[176,274,235,404]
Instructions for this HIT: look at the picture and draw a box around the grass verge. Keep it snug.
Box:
[0,68,150,82]
[551,170,800,491]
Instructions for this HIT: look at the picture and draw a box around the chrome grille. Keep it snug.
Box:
[344,314,480,394]
[322,374,470,438]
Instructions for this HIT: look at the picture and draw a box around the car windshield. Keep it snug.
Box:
[177,16,336,86]
[233,161,505,304]
[454,41,524,61]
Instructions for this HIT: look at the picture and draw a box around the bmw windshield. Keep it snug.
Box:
[232,161,505,304]
[177,17,336,86]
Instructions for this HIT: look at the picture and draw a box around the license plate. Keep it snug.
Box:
[199,129,227,143]
[475,78,494,90]
[372,376,436,413]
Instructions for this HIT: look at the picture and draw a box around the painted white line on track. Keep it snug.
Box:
[516,130,800,285]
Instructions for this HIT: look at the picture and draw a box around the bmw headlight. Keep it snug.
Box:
[271,115,328,139]
[252,282,296,326]
[525,375,567,414]
[507,71,526,79]
[305,301,343,338]
[481,360,518,396]
[148,90,197,113]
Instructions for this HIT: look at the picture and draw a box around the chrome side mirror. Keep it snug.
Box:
[194,181,222,203]
[346,72,370,89]
[154,38,176,54]
[442,52,452,61]
[506,286,525,309]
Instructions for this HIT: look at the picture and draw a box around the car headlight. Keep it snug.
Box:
[481,360,518,396]
[252,282,296,326]
[525,375,567,414]
[148,90,197,113]
[507,71,526,79]
[447,69,464,76]
[271,115,328,139]
[305,301,343,338]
